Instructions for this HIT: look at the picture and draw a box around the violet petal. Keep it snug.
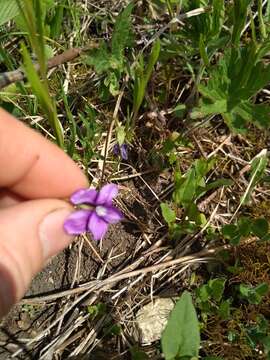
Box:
[64,210,91,235]
[96,184,118,206]
[120,144,128,160]
[113,144,120,156]
[103,206,123,224]
[88,212,109,240]
[70,188,98,205]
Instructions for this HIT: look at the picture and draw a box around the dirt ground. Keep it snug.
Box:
[0,222,137,359]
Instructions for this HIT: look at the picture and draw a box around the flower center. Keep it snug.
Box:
[95,205,107,217]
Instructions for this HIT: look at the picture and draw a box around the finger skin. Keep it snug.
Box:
[0,108,88,198]
[0,189,23,208]
[0,199,74,317]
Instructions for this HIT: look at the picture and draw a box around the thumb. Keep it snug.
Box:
[0,199,74,317]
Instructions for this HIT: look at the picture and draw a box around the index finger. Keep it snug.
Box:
[0,108,88,199]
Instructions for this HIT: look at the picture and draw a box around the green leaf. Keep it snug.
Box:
[191,99,227,119]
[232,0,252,46]
[197,178,233,199]
[239,283,269,304]
[197,284,210,303]
[21,43,64,148]
[241,149,268,205]
[85,42,111,73]
[112,3,134,59]
[174,169,197,208]
[116,125,126,146]
[130,346,149,360]
[235,102,270,128]
[222,224,241,245]
[194,45,270,131]
[218,300,231,320]
[255,283,269,297]
[208,278,226,302]
[161,203,176,224]
[0,0,21,26]
[161,291,200,359]
[251,218,269,239]
[133,40,160,116]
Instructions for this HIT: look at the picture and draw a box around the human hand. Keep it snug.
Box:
[0,108,88,317]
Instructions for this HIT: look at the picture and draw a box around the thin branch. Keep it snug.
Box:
[0,45,97,90]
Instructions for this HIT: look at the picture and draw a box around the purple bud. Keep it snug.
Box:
[113,144,120,156]
[120,144,128,160]
[113,143,128,160]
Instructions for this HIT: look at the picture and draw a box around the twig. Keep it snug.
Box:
[0,44,98,90]
[20,245,227,304]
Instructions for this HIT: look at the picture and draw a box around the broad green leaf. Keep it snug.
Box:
[174,169,197,208]
[161,203,176,224]
[239,283,269,304]
[161,291,200,359]
[218,300,231,320]
[251,218,269,239]
[130,346,149,360]
[197,284,210,302]
[233,102,270,131]
[255,283,269,296]
[222,224,241,245]
[0,0,21,26]
[208,278,226,302]
[191,99,227,119]
[237,217,252,237]
[173,158,215,208]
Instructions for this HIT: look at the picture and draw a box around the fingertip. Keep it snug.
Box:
[0,107,89,199]
[0,199,76,316]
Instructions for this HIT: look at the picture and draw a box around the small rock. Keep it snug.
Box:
[135,298,175,345]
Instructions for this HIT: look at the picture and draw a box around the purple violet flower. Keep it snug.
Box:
[113,143,128,160]
[64,184,123,241]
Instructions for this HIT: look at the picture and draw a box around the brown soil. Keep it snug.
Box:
[0,223,137,359]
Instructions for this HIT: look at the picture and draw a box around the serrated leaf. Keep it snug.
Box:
[191,99,227,119]
[232,0,252,46]
[85,42,111,73]
[195,45,270,131]
[161,291,200,360]
[112,3,134,59]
